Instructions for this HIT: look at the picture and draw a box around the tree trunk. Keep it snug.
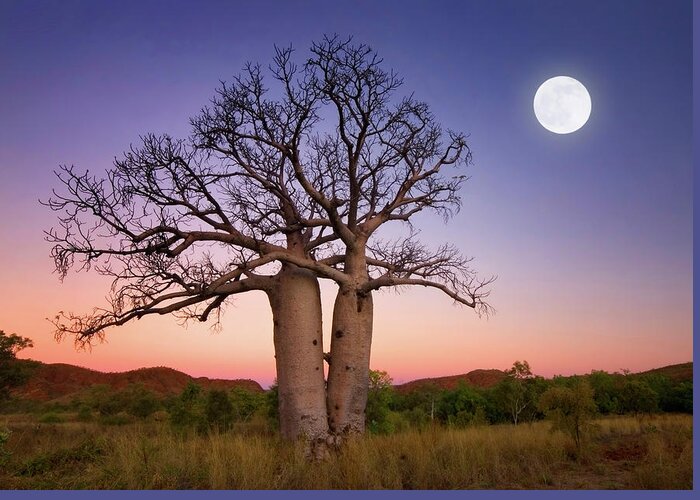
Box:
[267,264,329,456]
[326,285,374,436]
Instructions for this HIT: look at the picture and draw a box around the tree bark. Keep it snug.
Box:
[326,243,374,437]
[267,264,329,454]
[326,286,374,436]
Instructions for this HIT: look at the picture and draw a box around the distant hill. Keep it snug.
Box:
[637,362,692,382]
[393,362,693,394]
[9,360,692,403]
[394,369,507,393]
[10,361,263,402]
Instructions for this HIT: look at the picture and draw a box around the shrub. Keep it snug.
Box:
[366,370,395,434]
[620,379,659,416]
[229,388,267,422]
[169,382,205,430]
[99,412,133,426]
[437,384,487,426]
[0,427,11,465]
[76,405,94,422]
[205,389,234,432]
[125,384,160,418]
[38,412,65,424]
[539,378,597,455]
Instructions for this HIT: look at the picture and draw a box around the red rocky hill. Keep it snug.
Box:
[10,361,263,402]
[394,369,507,393]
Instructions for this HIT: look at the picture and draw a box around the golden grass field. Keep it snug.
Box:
[0,414,692,489]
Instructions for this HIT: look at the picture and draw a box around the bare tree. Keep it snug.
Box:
[45,36,493,451]
[45,114,341,453]
[296,36,494,435]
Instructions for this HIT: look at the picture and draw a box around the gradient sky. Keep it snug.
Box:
[0,0,692,387]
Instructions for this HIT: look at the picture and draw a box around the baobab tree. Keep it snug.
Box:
[45,36,492,451]
[298,36,494,435]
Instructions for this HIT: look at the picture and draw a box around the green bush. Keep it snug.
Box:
[76,405,94,422]
[229,388,267,422]
[38,412,65,424]
[0,427,11,464]
[620,379,659,416]
[539,378,597,454]
[17,439,104,477]
[125,384,160,418]
[169,383,205,431]
[437,384,487,425]
[205,389,234,432]
[99,412,133,426]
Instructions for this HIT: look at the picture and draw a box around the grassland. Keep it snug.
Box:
[0,413,691,489]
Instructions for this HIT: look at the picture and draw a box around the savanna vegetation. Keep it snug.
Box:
[0,343,692,489]
[0,413,692,489]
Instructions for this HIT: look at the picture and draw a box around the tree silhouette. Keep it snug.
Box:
[45,36,493,451]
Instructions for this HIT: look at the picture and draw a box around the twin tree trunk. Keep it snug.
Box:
[267,264,329,445]
[326,286,373,435]
[265,246,374,447]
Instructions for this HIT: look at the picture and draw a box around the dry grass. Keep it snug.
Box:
[0,414,691,489]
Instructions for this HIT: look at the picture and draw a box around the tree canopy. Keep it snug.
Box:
[0,330,34,400]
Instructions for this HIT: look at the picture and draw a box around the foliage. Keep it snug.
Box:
[265,383,280,430]
[539,378,597,453]
[1,360,691,441]
[366,370,395,433]
[0,331,34,400]
[76,404,94,422]
[506,360,534,379]
[437,384,488,427]
[38,412,65,424]
[496,361,535,425]
[390,384,442,428]
[169,382,205,431]
[588,370,623,414]
[229,388,267,423]
[620,379,659,416]
[16,438,105,477]
[124,384,160,418]
[661,381,692,413]
[205,389,234,432]
[0,427,10,465]
[99,412,133,426]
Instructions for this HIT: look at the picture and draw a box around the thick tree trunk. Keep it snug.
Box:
[267,264,329,455]
[326,238,374,438]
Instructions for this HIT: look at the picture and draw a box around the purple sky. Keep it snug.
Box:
[0,0,692,386]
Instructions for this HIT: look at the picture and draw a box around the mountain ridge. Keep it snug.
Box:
[9,360,692,402]
[10,361,264,402]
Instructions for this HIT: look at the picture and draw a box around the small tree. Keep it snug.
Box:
[539,378,597,453]
[124,383,160,418]
[84,384,123,416]
[588,370,623,414]
[0,330,34,400]
[495,360,535,425]
[169,382,205,430]
[205,389,234,432]
[438,383,488,427]
[229,387,267,423]
[365,369,394,433]
[620,379,659,417]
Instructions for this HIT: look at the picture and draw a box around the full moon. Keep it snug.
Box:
[533,76,591,134]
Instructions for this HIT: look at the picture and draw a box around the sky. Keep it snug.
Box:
[0,0,692,387]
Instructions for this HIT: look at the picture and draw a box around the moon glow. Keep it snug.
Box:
[533,76,591,134]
